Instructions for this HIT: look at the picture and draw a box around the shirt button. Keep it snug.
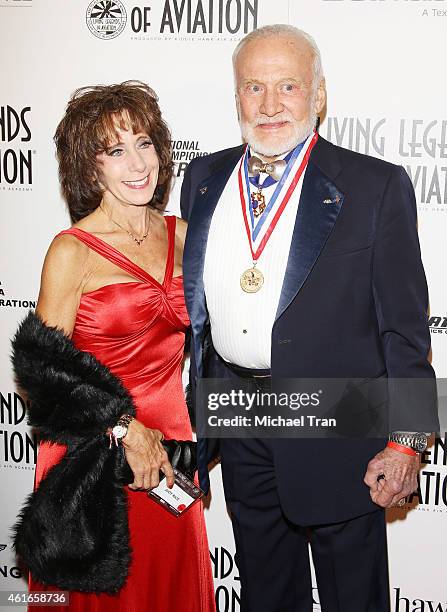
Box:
[243,329,247,334]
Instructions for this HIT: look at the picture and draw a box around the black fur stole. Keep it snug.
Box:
[11,311,136,594]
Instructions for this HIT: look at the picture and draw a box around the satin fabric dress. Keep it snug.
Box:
[28,215,216,612]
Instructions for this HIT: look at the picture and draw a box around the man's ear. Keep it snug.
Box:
[235,93,241,121]
[314,78,326,115]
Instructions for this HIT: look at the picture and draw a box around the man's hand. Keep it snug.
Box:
[363,446,421,508]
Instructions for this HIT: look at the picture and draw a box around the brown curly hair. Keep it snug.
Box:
[54,80,173,222]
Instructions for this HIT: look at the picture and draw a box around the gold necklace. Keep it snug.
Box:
[100,204,151,247]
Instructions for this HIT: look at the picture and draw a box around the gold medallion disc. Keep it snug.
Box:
[240,267,264,293]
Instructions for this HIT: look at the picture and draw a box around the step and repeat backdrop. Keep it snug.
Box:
[1,1,446,610]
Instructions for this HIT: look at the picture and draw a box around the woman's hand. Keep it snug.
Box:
[123,420,175,490]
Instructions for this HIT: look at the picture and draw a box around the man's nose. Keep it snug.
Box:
[260,90,283,117]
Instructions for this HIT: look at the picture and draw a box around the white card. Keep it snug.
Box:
[148,467,203,516]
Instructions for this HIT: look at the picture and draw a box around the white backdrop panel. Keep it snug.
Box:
[1,1,445,610]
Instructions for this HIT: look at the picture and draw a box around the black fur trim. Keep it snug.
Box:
[11,312,136,593]
[11,312,136,445]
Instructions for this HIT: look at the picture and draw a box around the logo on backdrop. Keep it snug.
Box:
[86,1,258,41]
[395,433,447,513]
[0,280,36,310]
[393,588,447,612]
[0,105,33,191]
[0,543,23,581]
[323,117,386,158]
[321,117,447,213]
[171,139,211,177]
[430,316,447,336]
[0,565,23,580]
[86,0,127,39]
[211,546,240,611]
[0,390,37,470]
[155,0,258,35]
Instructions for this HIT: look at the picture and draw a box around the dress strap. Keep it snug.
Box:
[162,216,176,291]
[56,227,158,286]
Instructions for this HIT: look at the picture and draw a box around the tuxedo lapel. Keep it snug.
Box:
[183,147,243,373]
[276,138,345,321]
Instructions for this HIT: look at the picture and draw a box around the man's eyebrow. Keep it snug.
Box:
[278,77,307,83]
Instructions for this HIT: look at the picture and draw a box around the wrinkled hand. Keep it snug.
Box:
[123,419,175,490]
[363,446,421,508]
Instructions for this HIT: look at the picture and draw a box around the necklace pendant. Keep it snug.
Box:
[128,229,149,246]
[100,203,151,247]
[251,191,266,218]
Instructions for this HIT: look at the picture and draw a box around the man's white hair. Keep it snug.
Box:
[232,24,324,91]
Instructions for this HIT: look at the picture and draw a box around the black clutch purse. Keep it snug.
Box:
[120,439,197,484]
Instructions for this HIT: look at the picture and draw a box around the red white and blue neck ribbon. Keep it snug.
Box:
[238,131,318,264]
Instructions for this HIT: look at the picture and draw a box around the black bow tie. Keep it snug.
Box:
[248,156,287,182]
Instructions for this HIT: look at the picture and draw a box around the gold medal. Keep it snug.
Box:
[240,267,264,293]
[238,133,319,296]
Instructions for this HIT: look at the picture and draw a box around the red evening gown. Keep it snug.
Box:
[28,215,216,612]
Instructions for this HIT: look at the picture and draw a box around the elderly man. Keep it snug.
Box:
[181,25,438,612]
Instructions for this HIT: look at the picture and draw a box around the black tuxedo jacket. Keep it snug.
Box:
[181,136,439,525]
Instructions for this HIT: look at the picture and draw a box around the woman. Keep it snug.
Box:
[16,81,215,611]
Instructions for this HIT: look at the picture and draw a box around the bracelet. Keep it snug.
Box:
[387,441,417,456]
[118,414,134,428]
